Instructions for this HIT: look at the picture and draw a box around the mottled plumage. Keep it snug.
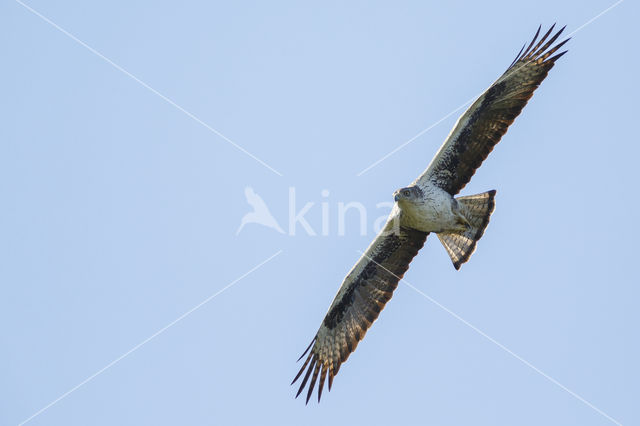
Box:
[293,25,568,403]
[416,25,568,195]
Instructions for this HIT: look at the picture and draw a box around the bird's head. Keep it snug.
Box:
[393,186,422,203]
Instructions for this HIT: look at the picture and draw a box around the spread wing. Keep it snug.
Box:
[415,25,569,195]
[292,209,428,403]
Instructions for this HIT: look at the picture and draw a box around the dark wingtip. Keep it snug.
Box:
[305,363,320,404]
[509,43,526,67]
[512,24,570,69]
[524,25,542,56]
[290,373,300,387]
[293,353,316,400]
[552,38,571,53]
[550,50,569,62]
[296,338,315,362]
[292,345,314,386]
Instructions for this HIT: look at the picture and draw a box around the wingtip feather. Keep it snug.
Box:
[509,24,570,71]
[305,362,321,404]
[296,337,315,362]
[295,357,316,399]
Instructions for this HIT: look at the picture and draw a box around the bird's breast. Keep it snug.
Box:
[399,187,459,233]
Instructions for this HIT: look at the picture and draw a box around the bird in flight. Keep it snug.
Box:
[292,25,569,403]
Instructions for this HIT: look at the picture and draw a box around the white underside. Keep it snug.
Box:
[397,185,464,234]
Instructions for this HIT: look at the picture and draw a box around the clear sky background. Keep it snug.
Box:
[2,1,638,425]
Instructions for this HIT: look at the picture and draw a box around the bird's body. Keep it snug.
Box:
[395,185,468,234]
[293,25,569,404]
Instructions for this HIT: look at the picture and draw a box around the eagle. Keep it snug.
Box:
[293,25,569,403]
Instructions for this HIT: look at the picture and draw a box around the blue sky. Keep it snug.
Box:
[2,1,638,425]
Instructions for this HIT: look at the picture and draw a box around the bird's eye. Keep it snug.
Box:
[403,190,410,197]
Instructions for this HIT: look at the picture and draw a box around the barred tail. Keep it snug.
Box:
[437,190,496,270]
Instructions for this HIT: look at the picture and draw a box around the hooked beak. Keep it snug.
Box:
[393,191,401,202]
